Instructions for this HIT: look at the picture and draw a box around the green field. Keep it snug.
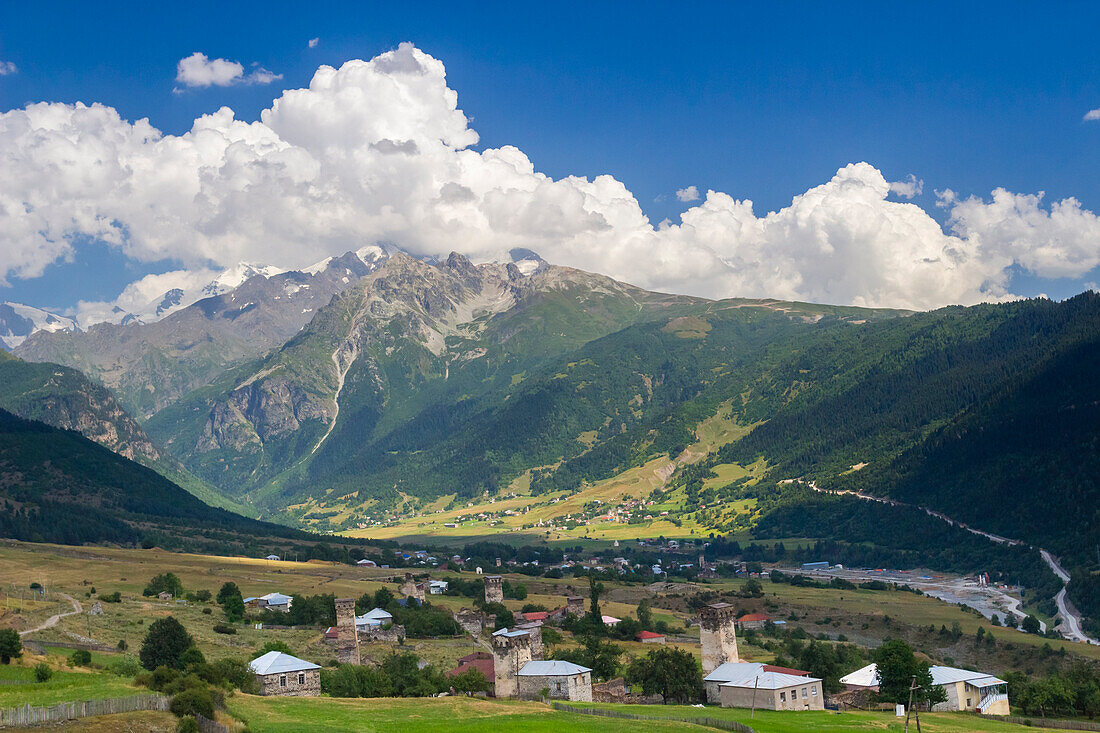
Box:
[229,696,699,732]
[0,664,141,707]
[561,702,1069,733]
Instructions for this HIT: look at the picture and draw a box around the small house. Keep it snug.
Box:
[446,651,495,695]
[157,591,173,601]
[636,631,665,644]
[736,613,770,631]
[517,660,592,701]
[249,651,320,697]
[265,554,281,561]
[429,580,449,595]
[839,664,1009,715]
[356,559,377,567]
[355,607,393,629]
[260,592,293,612]
[704,662,810,704]
[600,615,621,627]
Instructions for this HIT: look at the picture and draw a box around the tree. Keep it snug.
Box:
[140,616,193,670]
[872,639,945,706]
[252,640,293,659]
[740,578,764,598]
[626,647,703,703]
[552,633,622,681]
[0,628,22,664]
[449,666,491,693]
[1022,615,1042,634]
[216,582,241,606]
[588,576,605,628]
[637,598,653,630]
[143,573,183,598]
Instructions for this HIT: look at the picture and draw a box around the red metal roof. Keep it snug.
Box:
[519,611,550,622]
[763,664,809,676]
[636,631,665,640]
[446,656,495,685]
[737,613,770,622]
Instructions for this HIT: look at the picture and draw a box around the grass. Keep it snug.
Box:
[229,695,700,732]
[561,702,1070,733]
[0,663,140,707]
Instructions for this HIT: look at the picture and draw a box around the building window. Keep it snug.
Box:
[802,688,807,698]
[967,698,972,707]
[298,673,305,685]
[780,692,786,702]
[812,686,818,696]
[280,675,287,687]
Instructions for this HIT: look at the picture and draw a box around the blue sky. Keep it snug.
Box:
[1,1,1098,312]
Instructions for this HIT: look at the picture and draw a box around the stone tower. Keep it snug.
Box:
[565,595,585,616]
[334,597,360,665]
[484,575,504,604]
[699,602,739,673]
[491,629,532,698]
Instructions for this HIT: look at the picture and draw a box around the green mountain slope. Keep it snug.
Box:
[0,408,319,553]
[0,351,247,515]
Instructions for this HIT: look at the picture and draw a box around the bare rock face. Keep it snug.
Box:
[16,250,388,418]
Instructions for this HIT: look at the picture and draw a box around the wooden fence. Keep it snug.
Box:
[195,713,234,733]
[550,702,757,732]
[0,694,168,727]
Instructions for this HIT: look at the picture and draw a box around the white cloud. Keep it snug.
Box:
[174,52,282,89]
[888,174,923,199]
[1085,108,1100,121]
[309,38,320,49]
[2,42,1100,311]
[0,61,16,76]
[676,185,700,202]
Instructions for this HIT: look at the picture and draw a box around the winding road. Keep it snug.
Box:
[810,483,1099,645]
[18,593,82,636]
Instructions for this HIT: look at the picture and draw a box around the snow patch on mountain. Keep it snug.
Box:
[0,302,78,349]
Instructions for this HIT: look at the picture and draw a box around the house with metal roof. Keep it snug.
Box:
[838,663,1009,715]
[249,651,320,696]
[704,662,812,705]
[355,607,393,629]
[516,660,592,701]
[260,592,293,612]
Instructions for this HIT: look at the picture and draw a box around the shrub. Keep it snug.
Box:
[212,624,236,635]
[140,617,193,670]
[193,590,212,603]
[169,687,215,719]
[71,649,92,666]
[33,663,53,682]
[202,608,212,615]
[117,639,128,651]
[143,573,184,598]
[107,655,142,677]
[252,641,292,658]
[176,717,200,733]
[0,628,21,664]
[100,591,122,603]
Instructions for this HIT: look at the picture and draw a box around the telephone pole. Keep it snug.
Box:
[904,675,922,733]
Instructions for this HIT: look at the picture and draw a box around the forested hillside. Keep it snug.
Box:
[0,408,322,554]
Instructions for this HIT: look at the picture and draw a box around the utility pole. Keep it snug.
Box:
[750,675,759,719]
[904,675,922,733]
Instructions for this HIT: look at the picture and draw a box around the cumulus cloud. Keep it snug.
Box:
[175,52,282,89]
[309,38,320,49]
[0,61,16,76]
[888,174,923,199]
[676,185,700,202]
[1085,108,1100,121]
[2,41,1100,311]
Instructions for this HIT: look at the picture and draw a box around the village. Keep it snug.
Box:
[237,568,1012,717]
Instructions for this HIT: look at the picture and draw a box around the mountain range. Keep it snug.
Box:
[3,247,1099,632]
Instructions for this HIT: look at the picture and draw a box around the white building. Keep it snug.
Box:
[839,664,1009,715]
[705,662,822,710]
[429,580,449,595]
[355,607,393,629]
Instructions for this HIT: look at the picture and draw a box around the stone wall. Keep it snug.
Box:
[256,668,321,697]
[699,602,739,674]
[334,597,360,665]
[484,576,504,604]
[518,672,592,701]
[492,633,531,698]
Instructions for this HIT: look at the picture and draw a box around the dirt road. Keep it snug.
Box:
[18,593,82,636]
